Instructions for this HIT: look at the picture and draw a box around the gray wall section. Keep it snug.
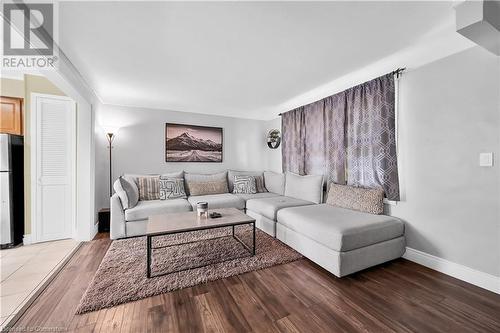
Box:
[94,104,270,212]
[267,46,500,277]
[388,46,500,277]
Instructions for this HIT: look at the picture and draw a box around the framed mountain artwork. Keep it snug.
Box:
[165,123,223,162]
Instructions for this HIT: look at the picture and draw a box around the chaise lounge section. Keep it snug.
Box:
[276,203,405,277]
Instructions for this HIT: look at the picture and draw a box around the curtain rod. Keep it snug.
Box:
[278,67,406,116]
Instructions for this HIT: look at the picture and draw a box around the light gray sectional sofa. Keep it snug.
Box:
[110,169,405,277]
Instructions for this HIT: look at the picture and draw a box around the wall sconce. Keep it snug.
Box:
[267,129,281,149]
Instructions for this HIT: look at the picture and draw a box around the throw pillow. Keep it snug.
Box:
[184,171,228,195]
[233,175,257,194]
[263,171,285,195]
[137,176,160,201]
[326,183,384,215]
[113,178,129,209]
[158,176,186,200]
[284,172,324,204]
[254,175,268,193]
[120,176,139,208]
[228,170,268,193]
[188,180,228,196]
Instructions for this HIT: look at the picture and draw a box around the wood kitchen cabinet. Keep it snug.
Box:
[0,96,23,135]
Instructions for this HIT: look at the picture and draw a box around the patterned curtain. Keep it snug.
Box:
[282,94,346,184]
[346,73,399,200]
[281,72,399,200]
[281,107,306,174]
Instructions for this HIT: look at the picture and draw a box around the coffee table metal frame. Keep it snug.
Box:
[146,221,256,278]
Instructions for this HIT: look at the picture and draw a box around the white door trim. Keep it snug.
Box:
[30,93,77,243]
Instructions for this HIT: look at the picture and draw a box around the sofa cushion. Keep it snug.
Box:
[264,171,285,195]
[125,199,192,221]
[285,172,323,204]
[233,175,257,194]
[233,192,280,201]
[246,196,314,221]
[187,193,245,210]
[276,204,404,252]
[124,171,183,186]
[184,171,228,195]
[327,183,384,215]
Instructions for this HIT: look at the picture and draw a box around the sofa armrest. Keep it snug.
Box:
[110,193,126,239]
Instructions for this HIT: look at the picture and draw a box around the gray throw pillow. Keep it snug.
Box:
[326,183,384,215]
[184,171,228,195]
[113,178,129,209]
[233,175,257,194]
[254,175,268,193]
[121,176,139,208]
[263,171,285,195]
[159,176,186,200]
[113,176,139,209]
[284,172,323,204]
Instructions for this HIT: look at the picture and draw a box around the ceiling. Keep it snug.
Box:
[58,1,469,120]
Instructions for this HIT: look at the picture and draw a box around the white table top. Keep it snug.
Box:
[146,208,255,236]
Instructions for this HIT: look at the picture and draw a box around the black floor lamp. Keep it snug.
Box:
[103,126,119,197]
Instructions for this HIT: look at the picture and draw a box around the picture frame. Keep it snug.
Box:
[165,123,223,162]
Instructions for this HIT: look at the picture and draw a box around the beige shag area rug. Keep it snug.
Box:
[76,226,302,314]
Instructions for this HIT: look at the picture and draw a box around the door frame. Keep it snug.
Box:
[30,93,77,243]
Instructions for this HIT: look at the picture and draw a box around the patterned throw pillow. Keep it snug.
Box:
[233,176,257,194]
[137,176,160,201]
[159,176,186,200]
[326,183,384,215]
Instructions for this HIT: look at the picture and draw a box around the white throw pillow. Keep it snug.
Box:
[159,176,187,200]
[264,171,285,195]
[284,172,323,204]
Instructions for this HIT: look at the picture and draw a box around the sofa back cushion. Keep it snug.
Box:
[284,172,323,204]
[326,183,384,214]
[227,170,267,193]
[264,171,285,195]
[158,176,187,200]
[184,171,229,196]
[137,176,160,201]
[124,171,183,186]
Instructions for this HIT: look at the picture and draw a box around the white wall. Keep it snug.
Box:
[388,46,500,277]
[95,104,270,211]
[265,47,500,278]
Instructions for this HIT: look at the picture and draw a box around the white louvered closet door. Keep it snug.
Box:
[33,94,76,242]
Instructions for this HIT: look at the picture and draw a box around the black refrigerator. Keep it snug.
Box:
[0,133,24,248]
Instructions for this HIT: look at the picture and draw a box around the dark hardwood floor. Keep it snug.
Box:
[8,234,500,333]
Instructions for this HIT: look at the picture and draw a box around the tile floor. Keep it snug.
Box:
[0,239,80,329]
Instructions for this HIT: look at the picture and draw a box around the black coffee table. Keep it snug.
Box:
[145,208,256,278]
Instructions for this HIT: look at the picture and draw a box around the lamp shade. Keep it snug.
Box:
[101,125,120,135]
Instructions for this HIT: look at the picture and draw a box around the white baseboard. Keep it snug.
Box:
[92,221,99,239]
[403,247,500,294]
[23,234,32,245]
